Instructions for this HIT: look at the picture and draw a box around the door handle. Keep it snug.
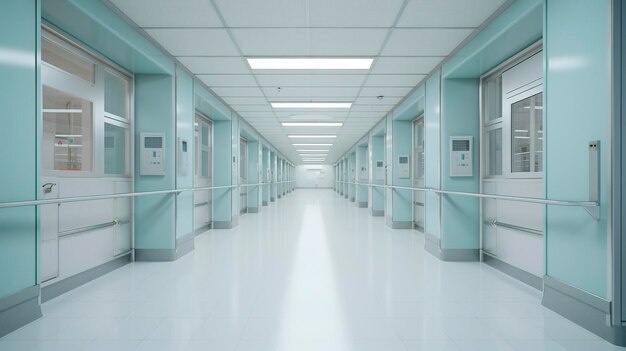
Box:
[42,183,56,194]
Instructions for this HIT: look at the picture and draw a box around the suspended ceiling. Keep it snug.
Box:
[107,0,507,164]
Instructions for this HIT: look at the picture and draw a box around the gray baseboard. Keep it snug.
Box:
[340,192,344,195]
[424,233,441,258]
[0,285,42,338]
[270,197,275,202]
[42,254,131,302]
[277,195,282,199]
[542,276,626,346]
[248,207,259,213]
[358,202,368,208]
[372,209,384,217]
[483,254,543,291]
[440,248,479,261]
[392,221,413,229]
[135,248,177,262]
[213,221,233,229]
[262,201,268,206]
[344,195,348,199]
[350,197,355,202]
[194,223,211,236]
[176,233,195,259]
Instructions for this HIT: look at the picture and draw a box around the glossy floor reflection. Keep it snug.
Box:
[1,189,623,351]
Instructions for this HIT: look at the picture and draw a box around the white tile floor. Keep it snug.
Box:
[1,189,624,351]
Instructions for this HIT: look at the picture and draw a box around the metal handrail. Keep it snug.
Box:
[484,220,543,236]
[0,185,238,209]
[334,180,598,209]
[0,181,298,210]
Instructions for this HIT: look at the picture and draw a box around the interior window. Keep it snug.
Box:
[42,38,95,83]
[42,85,93,172]
[511,92,543,173]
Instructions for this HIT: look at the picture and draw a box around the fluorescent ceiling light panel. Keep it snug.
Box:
[272,102,352,109]
[288,135,337,138]
[281,122,343,127]
[299,154,327,157]
[247,58,373,70]
[296,149,329,152]
[293,143,333,146]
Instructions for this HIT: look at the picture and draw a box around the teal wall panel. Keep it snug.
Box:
[425,70,441,239]
[175,67,194,238]
[545,0,611,298]
[134,74,176,249]
[440,78,480,249]
[42,0,173,74]
[444,0,543,79]
[0,0,39,298]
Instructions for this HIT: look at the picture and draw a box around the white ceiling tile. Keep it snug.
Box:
[347,111,386,118]
[211,87,264,97]
[262,86,360,98]
[397,0,506,28]
[308,0,405,27]
[177,57,249,74]
[238,112,276,118]
[256,75,367,87]
[213,0,307,27]
[232,29,308,56]
[197,75,258,87]
[309,29,388,56]
[371,57,442,74]
[109,0,222,27]
[355,96,403,105]
[382,28,474,56]
[145,29,237,56]
[229,104,272,112]
[350,104,396,112]
[223,97,268,105]
[359,87,414,97]
[365,74,426,87]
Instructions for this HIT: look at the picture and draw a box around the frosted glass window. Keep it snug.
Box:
[104,123,129,176]
[486,128,502,176]
[483,75,502,122]
[195,115,212,178]
[42,38,95,83]
[104,70,129,119]
[511,92,542,173]
[43,85,93,172]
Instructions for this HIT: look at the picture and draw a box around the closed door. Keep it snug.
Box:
[240,139,248,214]
[194,114,212,231]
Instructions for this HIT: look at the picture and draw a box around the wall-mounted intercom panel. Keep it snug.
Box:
[375,160,385,180]
[397,155,410,179]
[450,136,473,177]
[140,133,165,176]
[178,138,188,176]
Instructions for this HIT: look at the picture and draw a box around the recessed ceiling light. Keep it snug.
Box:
[272,102,352,109]
[299,154,327,157]
[288,135,336,138]
[247,58,373,70]
[296,149,329,152]
[293,143,333,146]
[281,122,343,127]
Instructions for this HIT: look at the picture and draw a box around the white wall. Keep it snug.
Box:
[296,165,334,188]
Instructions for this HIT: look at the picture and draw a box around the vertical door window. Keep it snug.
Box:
[511,92,543,173]
[42,85,93,172]
[104,123,129,175]
[481,73,503,177]
[414,119,425,178]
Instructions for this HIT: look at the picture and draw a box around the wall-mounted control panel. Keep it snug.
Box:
[397,155,410,179]
[375,160,385,180]
[450,136,472,177]
[140,133,165,176]
[178,138,188,176]
[360,166,367,180]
